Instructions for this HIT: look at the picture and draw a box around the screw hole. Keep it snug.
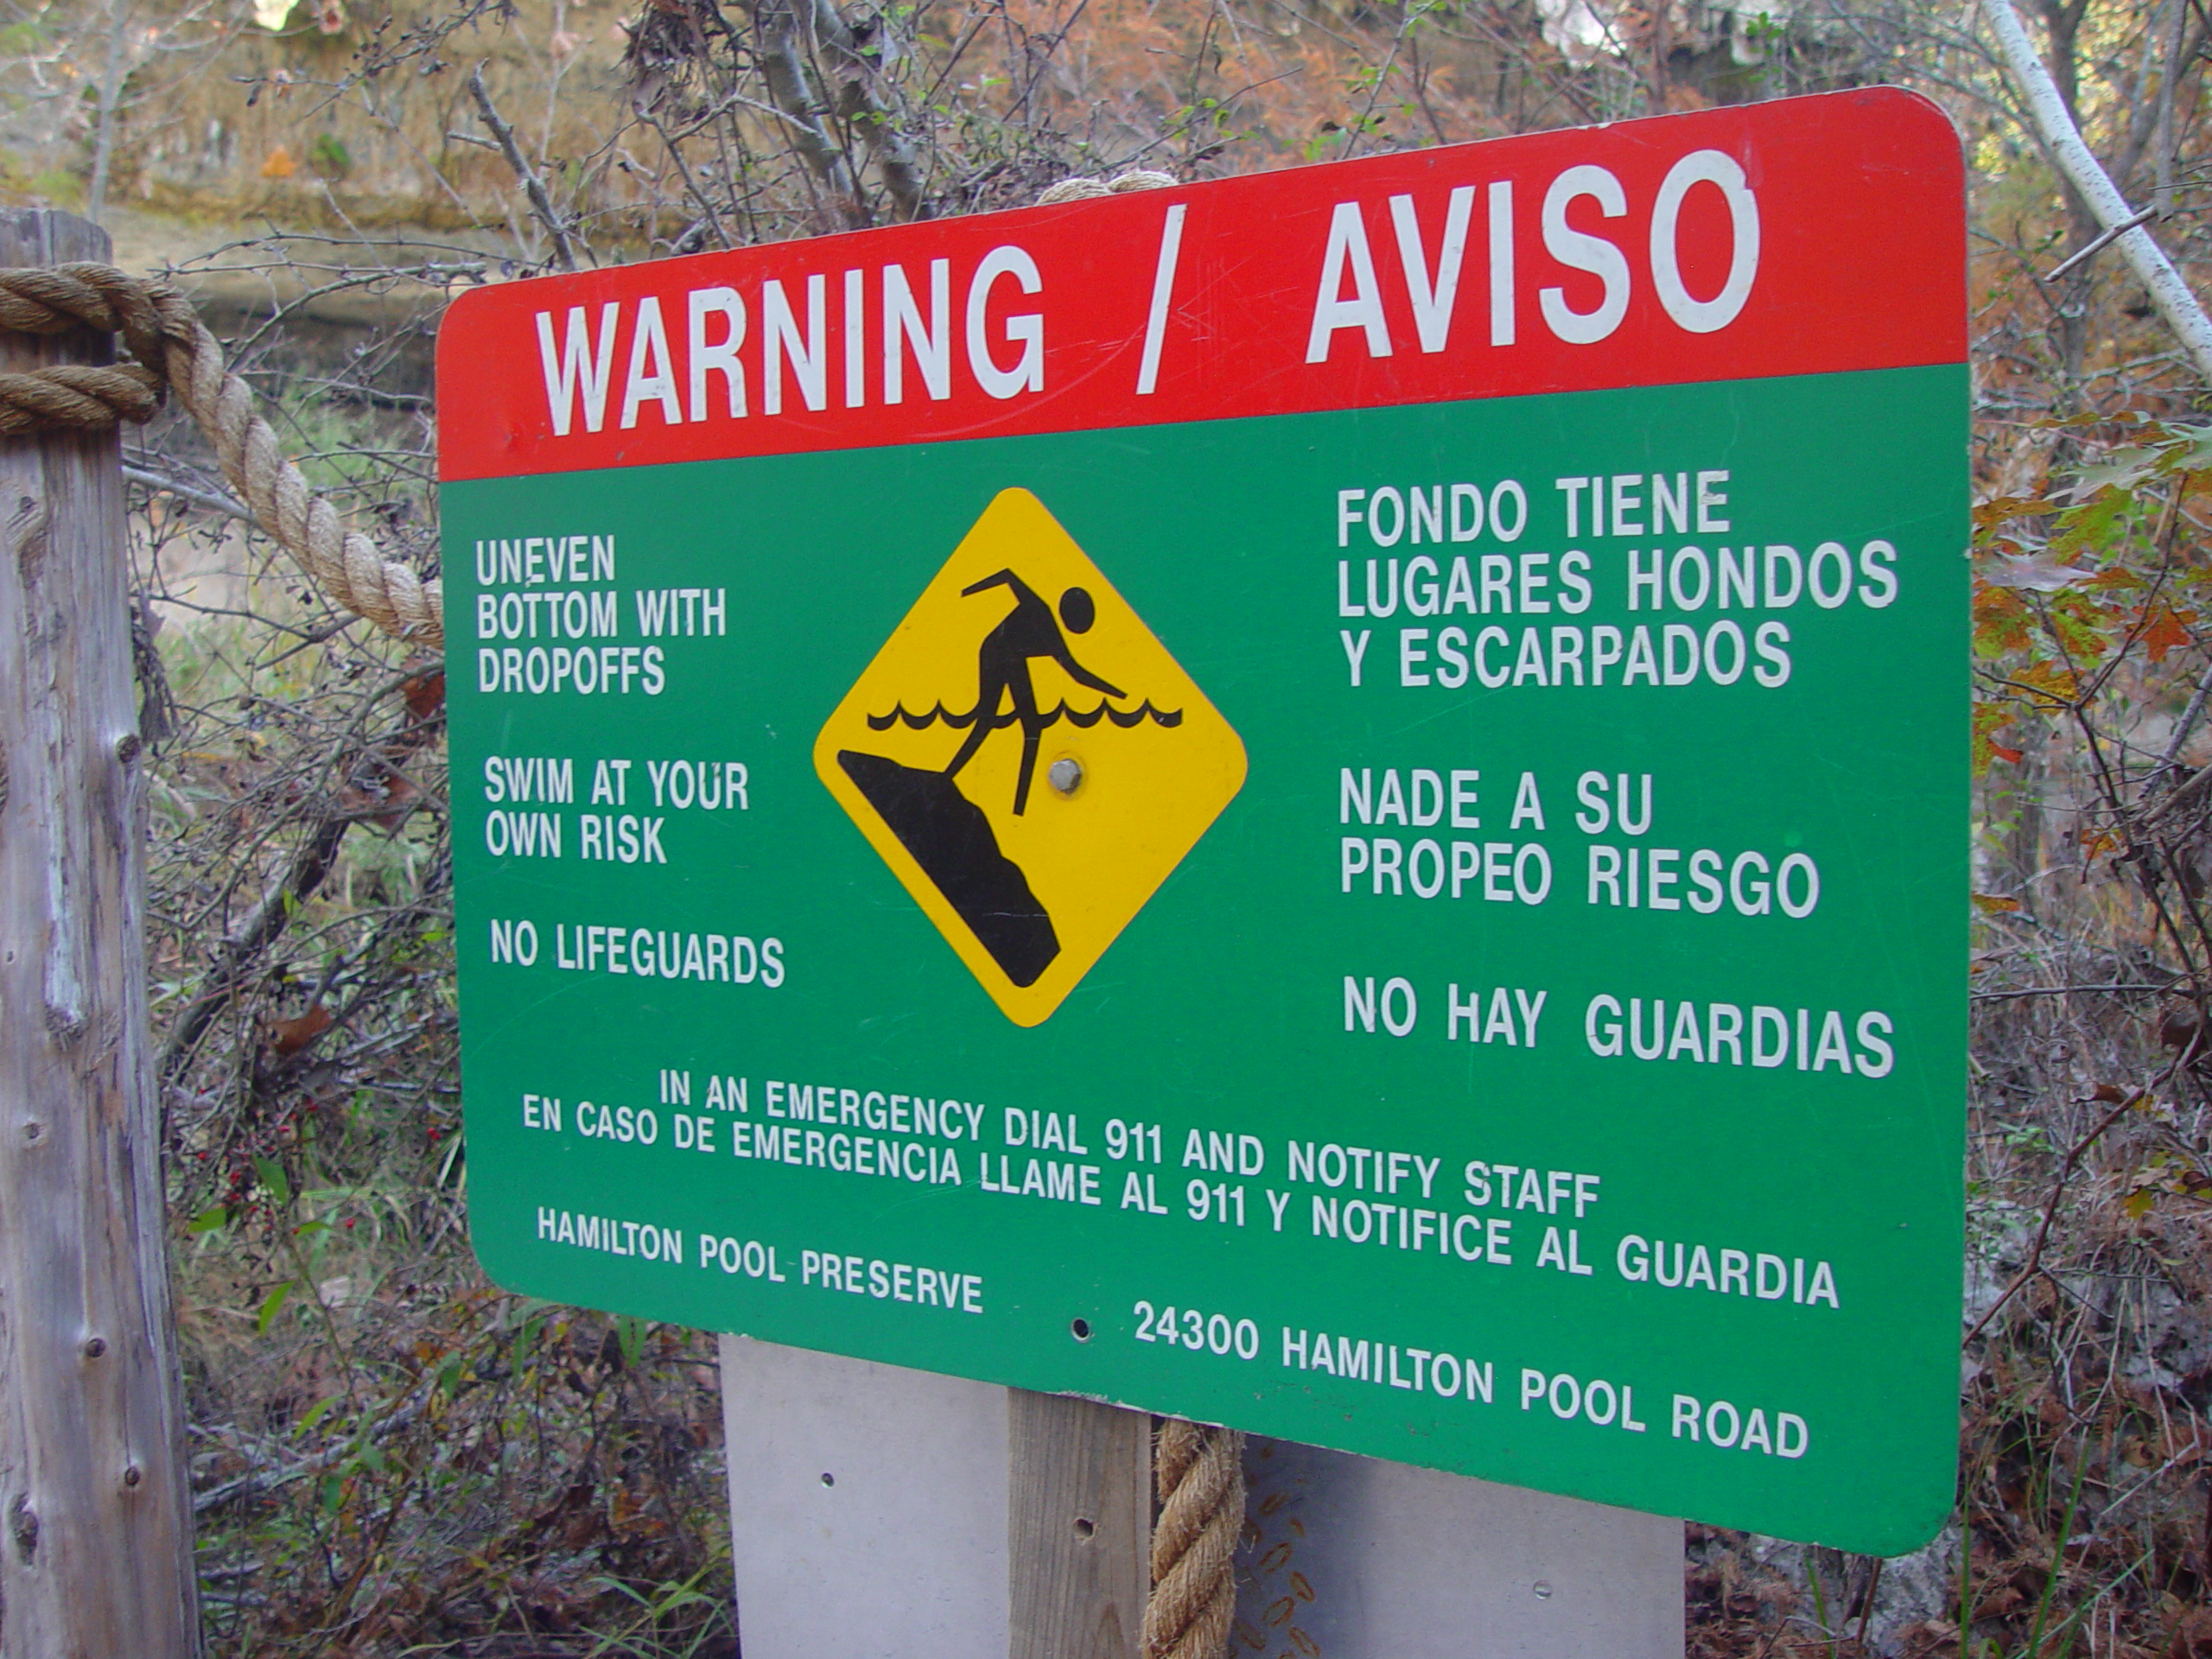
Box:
[1070,1317,1092,1341]
[122,1466,142,1488]
[1533,1581,1554,1600]
[1073,1516,1096,1541]
[820,1472,835,1488]
[81,1338,105,1359]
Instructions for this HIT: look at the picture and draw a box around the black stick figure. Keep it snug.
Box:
[944,569,1123,815]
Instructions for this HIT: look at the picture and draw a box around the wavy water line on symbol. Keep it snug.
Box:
[866,699,1182,733]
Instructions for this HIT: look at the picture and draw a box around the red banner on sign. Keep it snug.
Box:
[435,87,1962,483]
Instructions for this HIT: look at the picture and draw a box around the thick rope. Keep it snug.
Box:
[0,264,442,646]
[1038,168,1178,205]
[1142,1418,1245,1659]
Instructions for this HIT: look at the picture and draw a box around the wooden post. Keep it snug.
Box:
[0,209,200,1656]
[1006,1389,1148,1659]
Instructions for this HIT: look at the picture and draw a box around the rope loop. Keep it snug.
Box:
[0,263,442,646]
[0,362,161,435]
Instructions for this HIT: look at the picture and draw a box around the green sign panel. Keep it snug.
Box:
[439,90,1966,1552]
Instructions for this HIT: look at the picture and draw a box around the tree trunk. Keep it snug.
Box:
[0,208,200,1656]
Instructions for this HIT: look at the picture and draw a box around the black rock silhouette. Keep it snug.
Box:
[838,750,1060,987]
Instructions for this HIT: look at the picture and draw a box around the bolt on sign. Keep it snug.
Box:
[439,87,1965,1554]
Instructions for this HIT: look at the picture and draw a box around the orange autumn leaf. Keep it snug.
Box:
[1973,495,2063,529]
[1973,583,2032,654]
[401,667,446,723]
[269,1003,332,1055]
[1973,702,2023,775]
[2012,658,2081,709]
[2141,605,2195,663]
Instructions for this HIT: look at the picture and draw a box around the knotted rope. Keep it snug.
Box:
[1143,1418,1245,1659]
[0,264,442,646]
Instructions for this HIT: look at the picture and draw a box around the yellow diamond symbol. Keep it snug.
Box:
[815,488,1247,1027]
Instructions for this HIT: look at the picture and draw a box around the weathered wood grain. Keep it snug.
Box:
[0,209,200,1656]
[1007,1391,1149,1659]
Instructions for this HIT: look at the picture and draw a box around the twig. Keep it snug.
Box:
[191,1371,440,1516]
[261,615,362,670]
[2044,207,2158,281]
[1972,982,2178,999]
[157,671,442,1079]
[1963,1088,2154,1345]
[2152,649,2212,779]
[467,65,578,272]
[634,109,732,250]
[157,814,353,1083]
[122,463,251,524]
[1854,1555,1884,1656]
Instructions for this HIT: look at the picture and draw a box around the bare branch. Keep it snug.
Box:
[468,63,581,272]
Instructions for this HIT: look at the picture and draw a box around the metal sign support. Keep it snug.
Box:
[720,1338,1683,1658]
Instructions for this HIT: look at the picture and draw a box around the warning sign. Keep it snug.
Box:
[813,488,1247,1026]
[441,91,1970,1554]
